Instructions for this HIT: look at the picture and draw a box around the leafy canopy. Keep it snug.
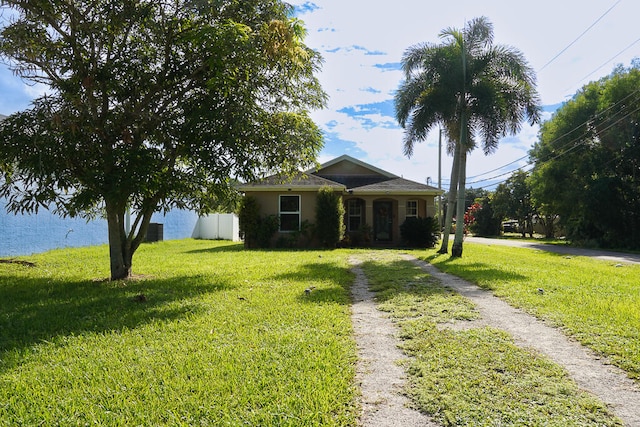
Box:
[0,0,327,279]
[395,16,541,257]
[0,0,326,216]
[529,65,640,248]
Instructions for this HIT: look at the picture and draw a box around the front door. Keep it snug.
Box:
[373,201,393,242]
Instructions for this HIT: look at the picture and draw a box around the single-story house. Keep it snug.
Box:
[239,155,443,246]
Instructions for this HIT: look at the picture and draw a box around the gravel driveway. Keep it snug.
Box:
[351,249,640,426]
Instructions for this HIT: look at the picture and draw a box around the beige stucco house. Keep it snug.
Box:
[239,155,443,246]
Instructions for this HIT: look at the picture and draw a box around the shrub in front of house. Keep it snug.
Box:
[238,196,261,248]
[275,220,315,248]
[315,186,345,248]
[343,224,372,247]
[256,215,279,248]
[238,196,279,248]
[400,216,439,248]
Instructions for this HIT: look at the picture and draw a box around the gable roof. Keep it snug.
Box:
[238,171,346,192]
[348,177,438,195]
[307,154,398,178]
[239,155,442,195]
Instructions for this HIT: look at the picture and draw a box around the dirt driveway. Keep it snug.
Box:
[351,249,640,426]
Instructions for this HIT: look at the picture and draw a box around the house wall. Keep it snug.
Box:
[344,195,437,246]
[244,190,319,228]
[245,191,437,247]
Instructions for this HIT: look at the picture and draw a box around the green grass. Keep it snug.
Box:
[0,240,357,426]
[418,243,640,381]
[2,240,637,426]
[358,251,622,426]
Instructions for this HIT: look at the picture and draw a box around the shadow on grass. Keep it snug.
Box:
[420,253,528,290]
[0,271,236,373]
[295,287,350,304]
[358,259,454,299]
[185,242,245,254]
[273,259,353,306]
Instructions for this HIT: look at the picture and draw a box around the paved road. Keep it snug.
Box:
[465,236,640,265]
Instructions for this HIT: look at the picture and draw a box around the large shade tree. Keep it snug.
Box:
[0,0,326,279]
[529,65,640,248]
[395,16,541,256]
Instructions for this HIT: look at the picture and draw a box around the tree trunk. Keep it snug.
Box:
[452,39,468,258]
[451,144,467,257]
[438,143,460,254]
[106,202,132,280]
[105,196,156,280]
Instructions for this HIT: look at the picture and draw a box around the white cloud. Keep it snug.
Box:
[292,0,640,190]
[2,1,638,191]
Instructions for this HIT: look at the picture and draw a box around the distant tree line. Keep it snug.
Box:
[446,64,640,250]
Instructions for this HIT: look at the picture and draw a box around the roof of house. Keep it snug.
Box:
[238,171,346,192]
[350,177,439,195]
[306,154,398,178]
[239,155,442,195]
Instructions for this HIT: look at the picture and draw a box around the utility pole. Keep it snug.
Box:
[438,128,443,230]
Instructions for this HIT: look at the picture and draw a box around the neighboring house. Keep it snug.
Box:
[239,155,443,246]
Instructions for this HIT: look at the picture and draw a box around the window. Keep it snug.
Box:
[406,200,418,218]
[348,199,362,231]
[279,195,300,232]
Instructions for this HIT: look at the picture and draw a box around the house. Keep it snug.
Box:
[239,155,443,246]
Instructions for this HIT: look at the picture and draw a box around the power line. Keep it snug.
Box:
[567,36,640,92]
[470,94,640,189]
[467,87,640,184]
[538,0,622,73]
[466,153,529,180]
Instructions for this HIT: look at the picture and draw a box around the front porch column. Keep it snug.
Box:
[365,201,373,230]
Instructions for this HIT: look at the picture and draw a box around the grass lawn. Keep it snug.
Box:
[1,239,636,426]
[416,243,640,381]
[0,240,357,426]
[358,251,622,426]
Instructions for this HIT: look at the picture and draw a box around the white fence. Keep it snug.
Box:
[192,213,240,242]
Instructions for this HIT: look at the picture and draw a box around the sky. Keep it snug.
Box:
[1,1,639,191]
[287,0,640,190]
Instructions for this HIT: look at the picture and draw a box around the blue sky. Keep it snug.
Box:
[289,0,640,189]
[1,1,639,190]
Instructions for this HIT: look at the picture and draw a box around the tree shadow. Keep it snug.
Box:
[186,242,245,254]
[0,270,236,373]
[420,253,527,290]
[272,260,353,306]
[358,259,452,301]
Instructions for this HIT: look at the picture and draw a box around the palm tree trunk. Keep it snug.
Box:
[452,106,468,258]
[451,145,467,257]
[438,144,460,254]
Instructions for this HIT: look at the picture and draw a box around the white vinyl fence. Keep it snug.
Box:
[192,213,240,242]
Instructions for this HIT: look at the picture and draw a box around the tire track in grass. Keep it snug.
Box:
[402,254,640,427]
[350,257,439,427]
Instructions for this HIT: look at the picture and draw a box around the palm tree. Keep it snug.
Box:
[395,16,541,256]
